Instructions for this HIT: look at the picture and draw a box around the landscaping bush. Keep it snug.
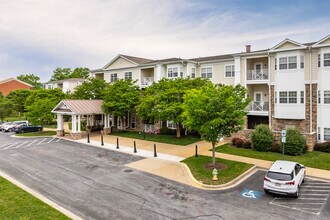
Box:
[281,129,306,156]
[159,127,175,135]
[251,124,274,152]
[314,142,330,153]
[231,138,239,146]
[243,141,251,149]
[271,141,281,153]
[235,139,244,148]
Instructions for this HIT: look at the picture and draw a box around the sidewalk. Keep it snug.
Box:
[75,133,330,189]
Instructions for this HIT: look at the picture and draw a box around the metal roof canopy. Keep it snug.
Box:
[51,99,104,115]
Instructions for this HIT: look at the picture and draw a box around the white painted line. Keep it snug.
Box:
[14,141,29,149]
[26,139,39,147]
[36,138,48,145]
[55,138,61,142]
[0,143,10,149]
[300,189,330,192]
[300,208,322,211]
[47,137,56,144]
[274,197,327,200]
[271,202,324,205]
[270,202,321,215]
[304,183,330,185]
[3,143,18,150]
[0,169,83,220]
[301,186,330,189]
[299,193,328,196]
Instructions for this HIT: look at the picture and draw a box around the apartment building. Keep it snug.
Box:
[90,34,330,149]
[43,78,86,93]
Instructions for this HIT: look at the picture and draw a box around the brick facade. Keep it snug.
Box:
[0,78,32,96]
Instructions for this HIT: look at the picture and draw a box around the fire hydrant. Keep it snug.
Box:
[212,168,218,181]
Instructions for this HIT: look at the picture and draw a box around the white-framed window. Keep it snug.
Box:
[167,121,176,130]
[300,91,304,104]
[110,73,117,82]
[318,91,321,104]
[180,67,183,78]
[324,91,330,104]
[191,68,196,78]
[324,128,330,141]
[275,58,277,70]
[279,56,297,70]
[324,53,330,67]
[279,91,297,104]
[201,67,212,79]
[318,127,321,141]
[168,67,178,78]
[131,116,136,129]
[279,91,288,103]
[300,55,304,69]
[275,91,277,104]
[288,91,297,103]
[125,72,132,80]
[318,54,321,67]
[225,65,235,77]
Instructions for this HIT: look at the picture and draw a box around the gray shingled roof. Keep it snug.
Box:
[189,54,233,62]
[120,54,154,64]
[52,99,104,115]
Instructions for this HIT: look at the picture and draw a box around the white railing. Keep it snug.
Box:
[248,101,269,112]
[246,70,269,81]
[141,77,154,87]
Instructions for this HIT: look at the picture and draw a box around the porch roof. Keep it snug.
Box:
[51,99,104,115]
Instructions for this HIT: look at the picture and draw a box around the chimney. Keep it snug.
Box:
[245,45,251,53]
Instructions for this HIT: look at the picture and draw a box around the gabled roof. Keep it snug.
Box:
[312,34,330,47]
[189,54,233,62]
[270,38,307,52]
[103,54,153,69]
[51,99,104,115]
[0,77,33,87]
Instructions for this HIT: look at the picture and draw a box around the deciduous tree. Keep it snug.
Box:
[17,74,43,89]
[183,84,250,165]
[102,79,140,129]
[6,89,32,115]
[49,67,90,81]
[71,78,108,99]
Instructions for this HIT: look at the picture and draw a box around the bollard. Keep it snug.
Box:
[195,145,198,158]
[101,131,104,146]
[87,131,90,143]
[154,144,157,157]
[134,140,137,153]
[116,137,119,149]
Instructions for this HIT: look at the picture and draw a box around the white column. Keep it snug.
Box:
[86,115,89,126]
[77,115,81,132]
[234,56,241,85]
[57,114,63,130]
[101,114,104,126]
[155,64,162,82]
[108,114,111,127]
[72,115,76,133]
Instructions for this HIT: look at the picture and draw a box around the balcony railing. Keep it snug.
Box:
[248,101,269,112]
[246,70,269,81]
[141,77,154,87]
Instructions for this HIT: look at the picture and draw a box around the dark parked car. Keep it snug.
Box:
[14,124,43,133]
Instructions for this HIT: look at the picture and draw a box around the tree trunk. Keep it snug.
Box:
[212,142,216,166]
[122,117,126,130]
[176,123,181,138]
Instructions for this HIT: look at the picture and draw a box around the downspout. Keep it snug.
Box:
[309,46,312,134]
[268,51,271,129]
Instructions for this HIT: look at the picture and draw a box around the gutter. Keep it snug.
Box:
[309,46,312,134]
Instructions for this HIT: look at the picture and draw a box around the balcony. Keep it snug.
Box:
[248,101,269,116]
[246,70,269,84]
[141,77,154,88]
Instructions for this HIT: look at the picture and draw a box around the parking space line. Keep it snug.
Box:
[301,186,330,189]
[270,202,322,215]
[36,138,48,145]
[271,201,324,205]
[0,143,10,148]
[14,141,29,149]
[26,139,39,147]
[274,197,327,200]
[3,143,19,150]
[47,137,56,143]
[299,193,328,196]
[56,138,61,142]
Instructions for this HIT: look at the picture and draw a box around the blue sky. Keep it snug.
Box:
[0,0,329,82]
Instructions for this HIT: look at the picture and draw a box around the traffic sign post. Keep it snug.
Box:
[281,130,286,159]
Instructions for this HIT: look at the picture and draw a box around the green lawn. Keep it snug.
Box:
[112,130,200,146]
[43,124,57,129]
[16,131,57,137]
[4,116,27,122]
[182,155,253,185]
[216,144,330,171]
[0,177,70,219]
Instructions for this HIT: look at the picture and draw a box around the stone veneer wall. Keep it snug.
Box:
[271,84,317,151]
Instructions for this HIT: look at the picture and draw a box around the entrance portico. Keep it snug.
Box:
[51,100,111,139]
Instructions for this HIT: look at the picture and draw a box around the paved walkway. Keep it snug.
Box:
[72,133,330,189]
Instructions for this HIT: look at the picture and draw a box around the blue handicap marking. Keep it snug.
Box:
[240,188,263,200]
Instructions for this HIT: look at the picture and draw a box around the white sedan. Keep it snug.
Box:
[263,160,306,198]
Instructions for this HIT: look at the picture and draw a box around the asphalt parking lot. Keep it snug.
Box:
[0,132,329,219]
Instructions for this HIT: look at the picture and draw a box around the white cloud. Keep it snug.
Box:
[0,0,329,81]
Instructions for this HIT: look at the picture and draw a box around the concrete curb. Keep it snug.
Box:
[180,163,258,190]
[0,169,83,220]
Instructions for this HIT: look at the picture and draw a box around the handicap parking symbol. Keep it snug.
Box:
[240,189,263,200]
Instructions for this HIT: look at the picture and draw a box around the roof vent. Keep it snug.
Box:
[246,45,251,53]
